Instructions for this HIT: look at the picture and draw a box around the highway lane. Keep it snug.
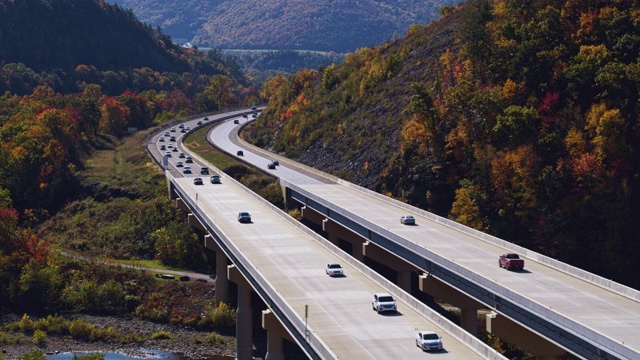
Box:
[209,114,640,357]
[169,172,486,359]
[147,111,498,359]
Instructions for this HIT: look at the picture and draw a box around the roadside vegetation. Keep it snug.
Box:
[183,125,284,209]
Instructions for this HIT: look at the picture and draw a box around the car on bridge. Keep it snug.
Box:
[326,263,344,277]
[238,212,252,223]
[185,156,193,163]
[237,150,244,156]
[200,167,210,175]
[267,162,276,169]
[203,116,209,121]
[183,166,192,174]
[499,253,525,271]
[372,293,397,314]
[210,175,221,184]
[193,177,203,185]
[176,161,183,167]
[234,119,239,124]
[415,331,443,352]
[400,215,415,225]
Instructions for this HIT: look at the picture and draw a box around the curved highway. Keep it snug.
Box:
[146,111,502,359]
[207,113,640,359]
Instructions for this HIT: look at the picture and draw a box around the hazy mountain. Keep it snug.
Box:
[108,0,458,52]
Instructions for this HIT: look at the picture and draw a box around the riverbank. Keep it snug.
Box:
[0,313,235,360]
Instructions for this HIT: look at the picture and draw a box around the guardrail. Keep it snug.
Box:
[236,132,640,303]
[285,181,636,360]
[168,173,336,360]
[166,168,506,359]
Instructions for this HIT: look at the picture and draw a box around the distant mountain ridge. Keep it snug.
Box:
[108,0,458,52]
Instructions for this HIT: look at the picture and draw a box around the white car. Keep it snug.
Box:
[416,331,443,351]
[325,263,344,277]
[372,293,397,313]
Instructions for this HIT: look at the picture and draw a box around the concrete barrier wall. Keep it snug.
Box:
[168,173,335,360]
[287,181,637,360]
[236,132,640,303]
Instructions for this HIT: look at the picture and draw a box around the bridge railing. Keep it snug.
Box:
[236,131,640,303]
[167,175,336,359]
[285,180,636,360]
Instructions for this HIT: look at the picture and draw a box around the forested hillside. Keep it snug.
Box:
[0,0,188,73]
[0,0,258,322]
[245,0,640,289]
[108,0,458,52]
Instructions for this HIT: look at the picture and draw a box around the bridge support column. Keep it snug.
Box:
[229,265,253,360]
[460,308,478,336]
[323,218,364,262]
[363,241,418,293]
[175,197,189,212]
[263,309,292,360]
[397,271,412,294]
[188,213,206,232]
[419,273,483,336]
[204,235,229,304]
[486,312,566,359]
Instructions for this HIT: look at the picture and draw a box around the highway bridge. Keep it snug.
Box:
[148,109,640,360]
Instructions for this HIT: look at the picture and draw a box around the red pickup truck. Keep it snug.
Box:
[499,253,525,271]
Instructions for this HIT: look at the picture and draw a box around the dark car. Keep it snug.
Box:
[267,162,276,169]
[242,114,248,118]
[185,156,193,163]
[179,152,185,158]
[193,177,203,185]
[252,113,257,118]
[204,116,209,121]
[271,160,279,166]
[238,212,251,223]
[234,119,240,124]
[210,175,221,184]
[237,150,244,156]
[200,167,210,175]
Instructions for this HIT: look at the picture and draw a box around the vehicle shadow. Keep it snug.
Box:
[378,311,403,317]
[419,349,449,354]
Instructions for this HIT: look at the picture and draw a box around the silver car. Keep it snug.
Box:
[416,331,443,351]
[372,293,397,313]
[400,215,415,225]
[326,263,344,277]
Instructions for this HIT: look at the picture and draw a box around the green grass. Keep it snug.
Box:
[182,126,242,171]
[115,259,190,272]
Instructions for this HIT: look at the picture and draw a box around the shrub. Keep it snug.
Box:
[32,329,46,345]
[69,319,94,340]
[72,354,106,360]
[198,332,225,346]
[19,314,34,333]
[200,301,236,328]
[151,330,172,340]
